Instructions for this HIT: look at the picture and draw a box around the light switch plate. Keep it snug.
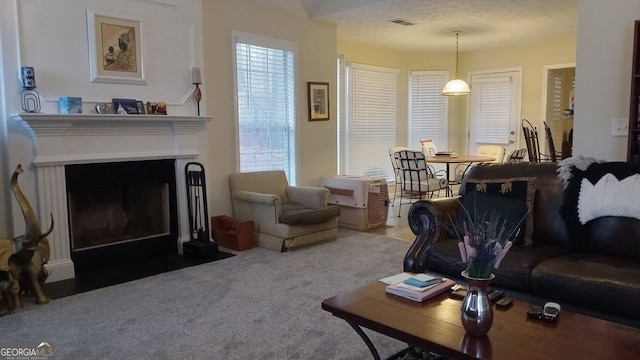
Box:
[612,118,628,136]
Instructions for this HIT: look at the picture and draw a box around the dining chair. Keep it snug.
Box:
[506,148,527,163]
[388,146,409,207]
[523,119,559,163]
[453,145,505,183]
[522,118,541,162]
[543,121,563,162]
[394,150,448,217]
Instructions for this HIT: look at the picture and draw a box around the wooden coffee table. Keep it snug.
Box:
[322,281,640,360]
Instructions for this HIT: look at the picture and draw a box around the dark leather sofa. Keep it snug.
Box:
[403,162,640,319]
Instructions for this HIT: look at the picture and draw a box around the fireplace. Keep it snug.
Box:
[13,113,211,281]
[66,160,179,272]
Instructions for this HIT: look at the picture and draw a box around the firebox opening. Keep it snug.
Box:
[69,182,170,251]
[66,159,178,273]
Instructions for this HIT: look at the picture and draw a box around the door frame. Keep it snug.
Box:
[541,63,576,158]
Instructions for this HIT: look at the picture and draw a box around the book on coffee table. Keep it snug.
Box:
[385,278,456,302]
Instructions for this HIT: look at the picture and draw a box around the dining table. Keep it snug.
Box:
[426,154,496,196]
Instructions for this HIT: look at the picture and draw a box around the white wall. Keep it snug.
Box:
[2,0,639,237]
[338,36,577,156]
[0,1,21,236]
[0,0,338,238]
[0,0,205,237]
[573,0,640,160]
[201,0,338,218]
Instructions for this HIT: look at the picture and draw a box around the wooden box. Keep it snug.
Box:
[210,215,255,251]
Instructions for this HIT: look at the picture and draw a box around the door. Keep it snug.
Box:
[468,69,521,157]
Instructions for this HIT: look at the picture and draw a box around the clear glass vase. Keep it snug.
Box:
[460,271,495,336]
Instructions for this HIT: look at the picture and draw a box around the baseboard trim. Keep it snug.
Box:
[45,258,76,282]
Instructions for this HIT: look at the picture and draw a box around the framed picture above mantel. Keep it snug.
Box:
[307,82,330,121]
[86,9,146,85]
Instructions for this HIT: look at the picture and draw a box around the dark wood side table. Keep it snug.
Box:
[322,281,640,360]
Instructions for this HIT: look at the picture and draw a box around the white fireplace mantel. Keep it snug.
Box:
[12,113,212,281]
[15,113,211,165]
[16,113,209,135]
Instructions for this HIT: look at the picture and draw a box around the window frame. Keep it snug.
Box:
[231,30,299,184]
[343,62,399,180]
[408,70,450,154]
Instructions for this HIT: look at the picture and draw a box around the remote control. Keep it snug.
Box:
[488,290,504,302]
[527,302,544,319]
[495,297,513,309]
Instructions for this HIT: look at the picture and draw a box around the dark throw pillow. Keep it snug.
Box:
[457,177,536,245]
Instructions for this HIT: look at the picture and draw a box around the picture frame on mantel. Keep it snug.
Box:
[86,9,146,85]
[307,82,330,121]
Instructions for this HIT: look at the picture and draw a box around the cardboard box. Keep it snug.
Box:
[210,216,255,251]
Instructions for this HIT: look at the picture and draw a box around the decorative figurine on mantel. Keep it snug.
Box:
[20,66,41,113]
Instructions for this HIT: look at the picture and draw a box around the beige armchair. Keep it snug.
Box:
[229,170,340,252]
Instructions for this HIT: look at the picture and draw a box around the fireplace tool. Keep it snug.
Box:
[183,162,218,257]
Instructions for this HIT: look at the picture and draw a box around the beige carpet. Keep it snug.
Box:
[1,229,413,359]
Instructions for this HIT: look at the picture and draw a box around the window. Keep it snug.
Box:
[233,31,297,184]
[344,63,398,180]
[408,71,449,152]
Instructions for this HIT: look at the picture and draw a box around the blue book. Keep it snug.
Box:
[403,273,442,288]
[386,278,456,302]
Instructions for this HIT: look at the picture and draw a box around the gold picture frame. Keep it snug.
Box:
[87,9,145,85]
[307,82,330,121]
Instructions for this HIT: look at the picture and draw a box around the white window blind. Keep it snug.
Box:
[549,69,575,145]
[409,71,449,152]
[345,63,398,180]
[470,77,513,144]
[552,72,563,122]
[234,32,296,183]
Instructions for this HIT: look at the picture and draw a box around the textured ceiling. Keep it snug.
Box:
[238,0,577,52]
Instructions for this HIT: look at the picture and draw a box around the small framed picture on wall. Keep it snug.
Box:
[307,82,330,121]
[136,100,146,114]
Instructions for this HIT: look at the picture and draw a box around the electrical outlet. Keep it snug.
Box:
[612,118,628,136]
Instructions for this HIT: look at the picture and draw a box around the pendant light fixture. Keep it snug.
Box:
[442,31,470,96]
